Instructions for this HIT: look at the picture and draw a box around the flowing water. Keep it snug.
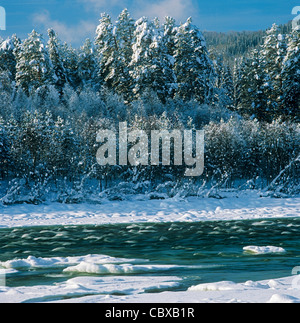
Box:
[0,218,300,302]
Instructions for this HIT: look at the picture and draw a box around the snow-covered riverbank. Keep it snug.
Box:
[53,275,300,303]
[1,266,299,303]
[0,191,299,228]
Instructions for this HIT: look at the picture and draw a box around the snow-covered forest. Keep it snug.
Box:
[0,9,299,204]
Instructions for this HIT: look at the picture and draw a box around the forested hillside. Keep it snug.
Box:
[0,9,299,204]
[204,21,293,62]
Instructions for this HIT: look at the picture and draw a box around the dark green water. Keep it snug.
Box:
[1,218,300,294]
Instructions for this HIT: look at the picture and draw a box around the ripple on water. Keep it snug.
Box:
[0,219,300,295]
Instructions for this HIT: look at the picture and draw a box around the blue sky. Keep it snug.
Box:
[0,0,298,46]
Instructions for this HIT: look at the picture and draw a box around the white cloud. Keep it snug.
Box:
[32,10,96,45]
[132,0,194,23]
[79,0,195,23]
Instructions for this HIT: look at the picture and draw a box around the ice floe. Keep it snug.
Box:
[243,246,286,254]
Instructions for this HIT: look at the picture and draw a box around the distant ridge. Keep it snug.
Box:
[204,21,293,62]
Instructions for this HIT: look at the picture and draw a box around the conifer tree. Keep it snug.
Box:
[282,29,300,120]
[261,24,287,117]
[61,42,81,89]
[222,64,234,107]
[173,17,215,103]
[232,57,242,109]
[0,37,17,80]
[113,9,135,100]
[78,38,97,88]
[47,29,67,94]
[233,56,249,115]
[130,17,176,102]
[95,13,118,88]
[15,30,54,95]
[213,57,234,108]
[237,50,269,120]
[162,16,177,58]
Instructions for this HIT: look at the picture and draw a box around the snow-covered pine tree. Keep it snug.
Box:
[222,64,234,106]
[236,55,253,116]
[162,16,178,99]
[47,29,67,95]
[60,42,81,89]
[11,33,21,55]
[282,29,300,120]
[162,16,177,58]
[173,17,215,104]
[130,16,154,99]
[15,30,54,95]
[130,16,176,102]
[95,13,118,89]
[237,50,269,120]
[0,37,17,80]
[77,38,97,88]
[213,56,234,109]
[260,24,287,118]
[113,8,135,100]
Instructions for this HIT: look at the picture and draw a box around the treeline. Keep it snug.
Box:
[0,9,299,203]
[0,10,298,121]
[0,11,216,106]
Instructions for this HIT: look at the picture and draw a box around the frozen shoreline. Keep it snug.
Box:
[1,270,299,303]
[0,191,299,228]
[56,275,300,303]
